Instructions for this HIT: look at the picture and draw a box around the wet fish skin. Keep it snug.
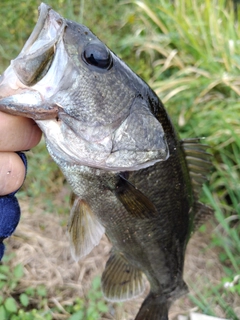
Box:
[0,4,213,320]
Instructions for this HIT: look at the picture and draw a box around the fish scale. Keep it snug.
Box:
[0,3,213,319]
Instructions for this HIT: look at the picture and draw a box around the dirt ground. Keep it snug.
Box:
[4,195,240,320]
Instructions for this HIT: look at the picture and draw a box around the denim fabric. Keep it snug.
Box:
[0,152,27,260]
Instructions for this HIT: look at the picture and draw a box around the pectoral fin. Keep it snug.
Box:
[102,250,145,302]
[68,193,105,261]
[114,175,158,219]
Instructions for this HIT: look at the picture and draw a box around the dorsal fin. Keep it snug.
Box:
[68,193,105,261]
[181,138,214,229]
[192,201,213,232]
[102,250,145,302]
[181,138,212,197]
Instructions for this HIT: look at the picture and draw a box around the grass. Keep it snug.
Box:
[0,253,109,319]
[1,0,240,319]
[125,0,240,317]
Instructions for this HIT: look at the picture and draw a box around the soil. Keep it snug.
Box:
[3,194,240,320]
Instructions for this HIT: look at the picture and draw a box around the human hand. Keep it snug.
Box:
[0,112,42,259]
[0,112,42,195]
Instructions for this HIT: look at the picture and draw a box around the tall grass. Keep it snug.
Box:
[123,0,240,317]
[125,0,240,208]
[123,0,240,129]
[1,0,240,318]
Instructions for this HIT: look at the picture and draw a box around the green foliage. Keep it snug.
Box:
[1,0,240,318]
[67,277,108,320]
[0,257,52,319]
[0,0,135,73]
[125,0,240,317]
[0,254,108,319]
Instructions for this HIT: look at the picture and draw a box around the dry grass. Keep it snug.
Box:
[3,195,240,320]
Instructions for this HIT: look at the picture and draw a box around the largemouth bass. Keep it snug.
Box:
[0,4,212,319]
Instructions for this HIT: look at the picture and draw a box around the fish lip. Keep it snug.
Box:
[20,3,64,55]
[11,3,66,87]
[0,96,60,120]
[0,3,65,120]
[20,3,51,55]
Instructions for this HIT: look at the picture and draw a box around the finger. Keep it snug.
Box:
[0,112,42,151]
[0,152,25,195]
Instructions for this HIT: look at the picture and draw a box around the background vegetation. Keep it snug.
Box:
[0,0,240,319]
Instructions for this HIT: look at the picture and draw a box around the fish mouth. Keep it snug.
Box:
[0,3,65,120]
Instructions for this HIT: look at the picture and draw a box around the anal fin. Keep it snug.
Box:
[102,250,145,302]
[68,193,105,261]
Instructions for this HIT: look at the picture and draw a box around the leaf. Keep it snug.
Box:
[68,310,84,320]
[87,308,99,318]
[0,306,6,319]
[10,281,18,291]
[0,282,5,290]
[37,286,47,297]
[4,297,17,313]
[0,274,7,280]
[0,265,9,274]
[97,301,108,313]
[20,293,29,307]
[25,287,35,296]
[13,264,23,279]
[91,277,101,291]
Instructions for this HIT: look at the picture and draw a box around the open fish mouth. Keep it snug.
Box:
[0,3,169,171]
[0,3,65,120]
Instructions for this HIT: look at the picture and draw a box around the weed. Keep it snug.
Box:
[126,0,240,317]
[0,253,109,319]
[67,277,109,320]
[1,0,240,318]
[0,255,52,319]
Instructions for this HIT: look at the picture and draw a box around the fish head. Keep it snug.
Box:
[0,3,169,171]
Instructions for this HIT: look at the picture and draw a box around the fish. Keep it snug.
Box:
[0,3,213,319]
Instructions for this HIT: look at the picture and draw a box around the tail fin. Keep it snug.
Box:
[135,292,168,320]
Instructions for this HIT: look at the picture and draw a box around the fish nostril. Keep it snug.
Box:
[56,115,61,122]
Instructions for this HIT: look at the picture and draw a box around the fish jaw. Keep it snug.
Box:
[0,3,66,120]
[0,3,169,171]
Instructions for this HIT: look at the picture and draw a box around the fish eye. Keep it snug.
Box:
[82,42,112,70]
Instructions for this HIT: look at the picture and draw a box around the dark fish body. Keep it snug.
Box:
[0,4,212,319]
[61,91,192,318]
